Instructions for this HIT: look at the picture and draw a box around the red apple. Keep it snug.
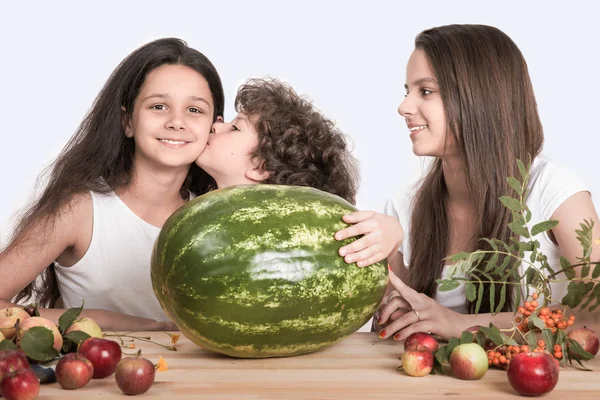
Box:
[0,308,30,339]
[65,317,103,339]
[0,368,40,400]
[507,352,559,396]
[401,349,434,377]
[0,350,30,381]
[449,343,488,380]
[55,352,94,390]
[18,317,63,352]
[115,356,156,395]
[404,332,439,353]
[567,327,599,357]
[78,337,122,379]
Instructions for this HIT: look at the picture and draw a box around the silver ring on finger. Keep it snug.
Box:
[412,309,421,322]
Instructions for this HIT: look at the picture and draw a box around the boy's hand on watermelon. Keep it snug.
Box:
[335,211,404,267]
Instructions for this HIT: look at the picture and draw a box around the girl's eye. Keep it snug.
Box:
[231,124,240,131]
[421,89,433,96]
[189,107,203,114]
[151,104,167,110]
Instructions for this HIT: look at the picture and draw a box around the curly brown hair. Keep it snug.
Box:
[234,78,359,204]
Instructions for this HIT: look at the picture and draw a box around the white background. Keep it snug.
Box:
[1,0,599,247]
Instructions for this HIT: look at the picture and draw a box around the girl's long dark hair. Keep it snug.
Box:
[10,38,224,307]
[407,25,544,313]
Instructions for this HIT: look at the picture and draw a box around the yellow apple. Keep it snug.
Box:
[0,307,31,339]
[65,317,103,339]
[19,317,63,352]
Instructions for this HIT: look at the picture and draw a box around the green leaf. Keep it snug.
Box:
[480,325,504,346]
[530,220,559,237]
[518,242,534,252]
[62,338,72,353]
[465,282,477,302]
[560,257,575,279]
[20,326,60,362]
[489,284,496,315]
[542,328,554,351]
[495,283,506,314]
[508,221,530,238]
[58,302,84,334]
[524,207,532,223]
[524,330,538,347]
[63,330,91,348]
[475,330,487,348]
[460,331,475,344]
[592,263,600,279]
[566,338,594,361]
[484,253,499,273]
[499,196,522,213]
[528,316,546,331]
[449,252,471,262]
[437,279,461,292]
[581,262,591,279]
[445,337,460,360]
[517,159,528,182]
[525,267,537,285]
[435,346,448,365]
[507,176,523,196]
[475,282,484,314]
[0,339,18,350]
[481,238,499,251]
[561,281,586,309]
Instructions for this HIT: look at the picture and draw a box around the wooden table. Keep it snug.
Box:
[39,332,600,399]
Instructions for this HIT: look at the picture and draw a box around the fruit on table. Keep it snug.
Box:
[567,327,599,356]
[55,352,94,390]
[152,185,388,358]
[507,352,559,396]
[115,357,156,395]
[0,368,40,400]
[65,317,103,339]
[78,338,122,379]
[0,308,31,339]
[404,332,439,353]
[402,349,434,377]
[0,350,30,382]
[449,343,489,380]
[18,317,63,352]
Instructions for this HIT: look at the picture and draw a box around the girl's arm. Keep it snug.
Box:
[0,194,176,332]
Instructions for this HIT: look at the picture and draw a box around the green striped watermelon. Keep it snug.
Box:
[151,184,388,358]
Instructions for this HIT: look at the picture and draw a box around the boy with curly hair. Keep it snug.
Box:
[196,78,359,204]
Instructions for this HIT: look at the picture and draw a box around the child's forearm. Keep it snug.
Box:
[1,299,175,332]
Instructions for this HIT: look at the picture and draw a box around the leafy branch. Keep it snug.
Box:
[438,159,600,314]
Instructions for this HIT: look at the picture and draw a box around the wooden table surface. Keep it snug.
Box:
[38,331,599,399]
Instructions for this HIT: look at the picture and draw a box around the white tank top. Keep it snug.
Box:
[55,190,169,322]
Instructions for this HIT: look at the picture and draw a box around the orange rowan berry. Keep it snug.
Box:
[513,347,520,354]
[532,292,539,299]
[524,301,532,310]
[538,340,545,348]
[515,317,522,323]
[558,322,567,330]
[493,358,500,366]
[551,327,557,333]
[567,319,574,326]
[499,355,507,364]
[531,300,538,308]
[521,345,530,353]
[518,306,526,314]
[540,307,550,316]
[546,319,555,328]
[554,344,562,352]
[554,351,563,359]
[524,310,532,316]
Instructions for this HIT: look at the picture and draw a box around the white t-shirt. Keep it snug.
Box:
[384,156,589,313]
[55,190,169,322]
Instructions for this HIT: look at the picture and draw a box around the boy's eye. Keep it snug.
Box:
[151,104,167,110]
[189,107,203,114]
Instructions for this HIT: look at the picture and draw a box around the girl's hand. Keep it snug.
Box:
[334,211,404,267]
[377,268,468,341]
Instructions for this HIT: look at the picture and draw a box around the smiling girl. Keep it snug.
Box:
[335,24,600,340]
[0,38,224,331]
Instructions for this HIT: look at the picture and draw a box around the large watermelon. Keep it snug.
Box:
[151,184,388,358]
